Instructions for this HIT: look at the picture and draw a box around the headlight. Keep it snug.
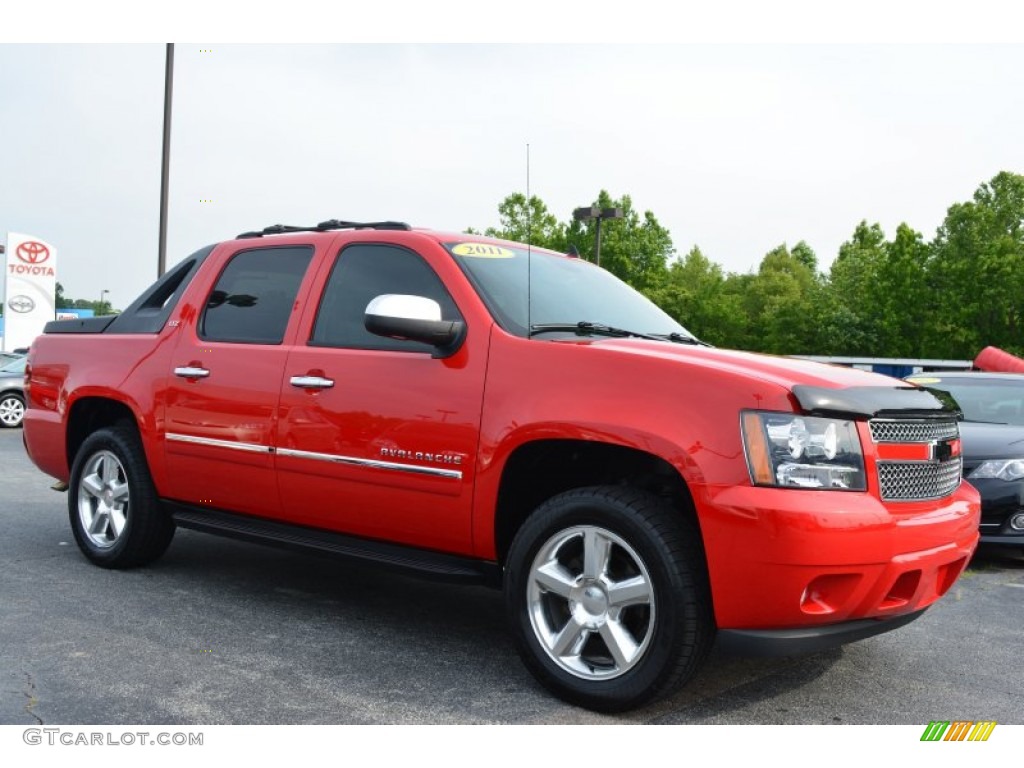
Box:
[741,411,866,490]
[968,460,1024,481]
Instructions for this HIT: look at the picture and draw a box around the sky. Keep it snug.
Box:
[2,6,1023,311]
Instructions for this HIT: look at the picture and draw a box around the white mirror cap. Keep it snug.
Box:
[365,294,442,322]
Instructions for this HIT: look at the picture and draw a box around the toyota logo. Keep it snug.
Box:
[7,295,36,313]
[16,241,50,264]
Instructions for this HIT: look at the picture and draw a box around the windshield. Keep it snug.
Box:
[907,376,1024,426]
[445,241,694,339]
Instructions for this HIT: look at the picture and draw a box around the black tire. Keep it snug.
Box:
[504,485,714,712]
[0,392,25,428]
[68,421,175,569]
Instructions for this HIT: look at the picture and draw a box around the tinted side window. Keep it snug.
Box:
[200,246,313,344]
[311,244,461,352]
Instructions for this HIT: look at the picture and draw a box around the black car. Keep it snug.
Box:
[906,372,1024,547]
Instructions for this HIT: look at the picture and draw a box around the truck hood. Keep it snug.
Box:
[580,339,952,419]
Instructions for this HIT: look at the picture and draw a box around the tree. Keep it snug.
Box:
[877,223,930,357]
[745,244,820,354]
[791,241,819,276]
[53,282,115,315]
[926,171,1024,357]
[565,190,674,293]
[825,221,889,355]
[483,193,566,251]
[473,174,1024,359]
[655,247,745,344]
[475,190,675,296]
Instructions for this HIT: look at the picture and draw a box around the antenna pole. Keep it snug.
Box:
[526,143,532,336]
[526,143,531,244]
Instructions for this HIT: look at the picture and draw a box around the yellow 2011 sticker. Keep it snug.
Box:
[452,243,516,258]
[907,377,941,384]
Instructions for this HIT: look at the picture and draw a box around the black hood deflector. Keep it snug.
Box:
[791,385,956,420]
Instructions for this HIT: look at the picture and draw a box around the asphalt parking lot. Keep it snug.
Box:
[1,428,1021,725]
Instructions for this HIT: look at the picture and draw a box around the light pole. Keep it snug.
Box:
[158,43,174,278]
[572,206,624,267]
[100,289,110,314]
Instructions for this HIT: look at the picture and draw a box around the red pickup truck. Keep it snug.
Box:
[23,220,979,711]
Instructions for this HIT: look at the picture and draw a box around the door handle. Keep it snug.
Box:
[290,375,335,390]
[174,366,210,379]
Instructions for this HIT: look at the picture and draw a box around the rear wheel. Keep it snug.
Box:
[504,486,713,711]
[69,422,175,568]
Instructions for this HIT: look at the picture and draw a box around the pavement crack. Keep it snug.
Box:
[24,673,43,726]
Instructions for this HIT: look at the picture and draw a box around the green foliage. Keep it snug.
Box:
[565,190,673,293]
[483,193,566,251]
[826,221,890,355]
[651,246,744,346]
[747,244,822,354]
[926,171,1024,357]
[879,223,930,357]
[475,173,1024,360]
[54,282,114,315]
[791,241,819,275]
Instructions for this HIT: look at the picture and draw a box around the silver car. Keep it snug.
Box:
[0,356,26,428]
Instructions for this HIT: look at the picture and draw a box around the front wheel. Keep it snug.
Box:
[68,422,175,568]
[0,393,24,428]
[504,486,713,712]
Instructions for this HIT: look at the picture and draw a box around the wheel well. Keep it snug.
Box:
[67,398,138,469]
[493,439,697,565]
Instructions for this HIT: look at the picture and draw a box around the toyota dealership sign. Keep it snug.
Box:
[4,232,57,351]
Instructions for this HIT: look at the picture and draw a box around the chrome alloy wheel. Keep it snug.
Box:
[527,525,656,680]
[76,449,130,549]
[0,395,24,427]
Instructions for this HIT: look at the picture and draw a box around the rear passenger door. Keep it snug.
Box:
[275,241,488,555]
[163,244,317,517]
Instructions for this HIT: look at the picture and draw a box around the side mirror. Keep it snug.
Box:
[364,294,465,357]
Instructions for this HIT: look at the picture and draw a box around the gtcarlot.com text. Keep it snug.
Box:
[23,729,203,746]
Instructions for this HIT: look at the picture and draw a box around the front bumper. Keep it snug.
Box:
[698,482,980,636]
[717,609,926,657]
[980,533,1024,546]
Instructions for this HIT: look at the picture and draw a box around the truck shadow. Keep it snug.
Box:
[148,530,852,723]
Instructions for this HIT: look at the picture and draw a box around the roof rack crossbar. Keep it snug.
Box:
[316,219,412,231]
[237,220,412,239]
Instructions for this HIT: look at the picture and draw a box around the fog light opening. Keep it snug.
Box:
[880,570,921,610]
[800,573,863,616]
[1010,512,1024,532]
[936,558,967,598]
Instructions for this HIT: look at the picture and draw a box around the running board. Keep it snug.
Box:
[166,503,501,587]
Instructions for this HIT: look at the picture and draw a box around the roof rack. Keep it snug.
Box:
[237,220,412,239]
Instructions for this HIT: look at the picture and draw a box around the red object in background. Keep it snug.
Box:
[974,346,1024,373]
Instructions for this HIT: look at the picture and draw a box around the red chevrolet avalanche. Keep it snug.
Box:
[22,220,979,711]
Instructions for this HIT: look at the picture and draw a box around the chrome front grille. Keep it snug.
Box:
[876,458,962,501]
[869,418,959,444]
[870,417,962,501]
